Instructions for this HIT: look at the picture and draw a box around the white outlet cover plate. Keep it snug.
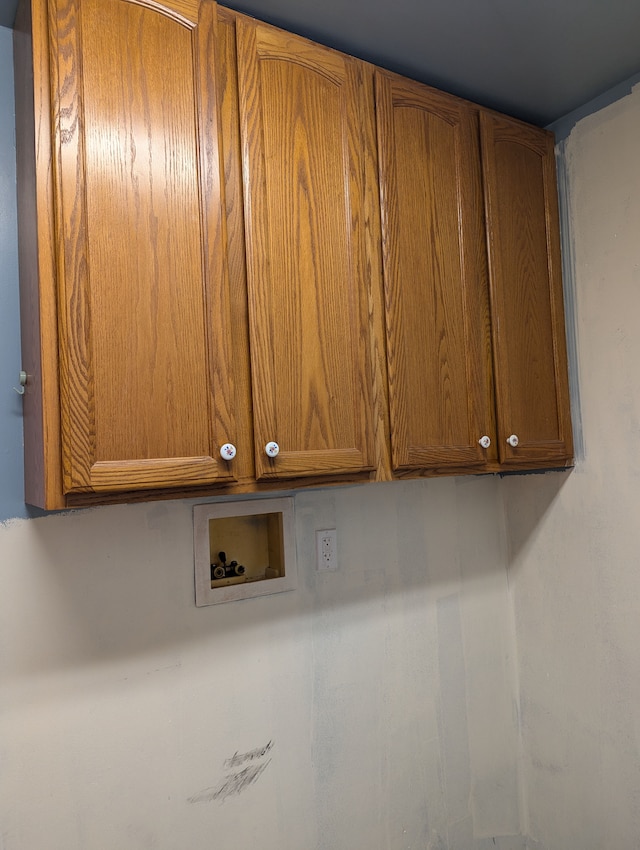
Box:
[316,528,338,571]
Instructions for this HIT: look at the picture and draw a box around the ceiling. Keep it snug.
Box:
[3,0,640,126]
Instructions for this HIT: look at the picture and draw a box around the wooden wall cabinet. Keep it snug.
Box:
[374,68,573,475]
[14,0,572,510]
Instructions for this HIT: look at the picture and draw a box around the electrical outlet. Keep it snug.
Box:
[316,529,338,571]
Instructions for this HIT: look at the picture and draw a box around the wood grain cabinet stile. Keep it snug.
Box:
[16,0,238,507]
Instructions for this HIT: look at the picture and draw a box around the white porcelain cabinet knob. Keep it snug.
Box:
[507,434,519,448]
[265,441,280,458]
[478,435,491,449]
[220,442,237,461]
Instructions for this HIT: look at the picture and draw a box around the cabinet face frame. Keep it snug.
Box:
[235,17,377,482]
[46,0,239,495]
[375,69,497,472]
[480,112,573,467]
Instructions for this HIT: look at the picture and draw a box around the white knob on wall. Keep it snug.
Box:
[478,435,491,449]
[265,441,280,458]
[507,434,519,447]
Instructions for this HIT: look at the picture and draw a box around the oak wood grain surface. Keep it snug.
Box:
[50,0,236,493]
[236,17,376,480]
[215,8,258,484]
[480,111,573,465]
[376,70,496,471]
[15,0,573,509]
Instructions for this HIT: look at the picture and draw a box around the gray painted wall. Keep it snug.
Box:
[0,25,523,850]
[0,24,27,522]
[506,78,640,849]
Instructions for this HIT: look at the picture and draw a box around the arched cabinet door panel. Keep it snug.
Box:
[50,0,237,493]
[375,70,496,472]
[235,18,376,481]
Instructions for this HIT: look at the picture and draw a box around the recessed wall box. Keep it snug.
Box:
[193,497,297,606]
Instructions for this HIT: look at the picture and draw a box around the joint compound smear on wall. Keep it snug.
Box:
[189,742,274,804]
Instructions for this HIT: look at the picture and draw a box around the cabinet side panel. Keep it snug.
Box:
[14,0,64,509]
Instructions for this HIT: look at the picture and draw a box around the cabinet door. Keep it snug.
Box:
[480,113,573,466]
[376,71,496,471]
[50,0,237,493]
[236,19,375,481]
